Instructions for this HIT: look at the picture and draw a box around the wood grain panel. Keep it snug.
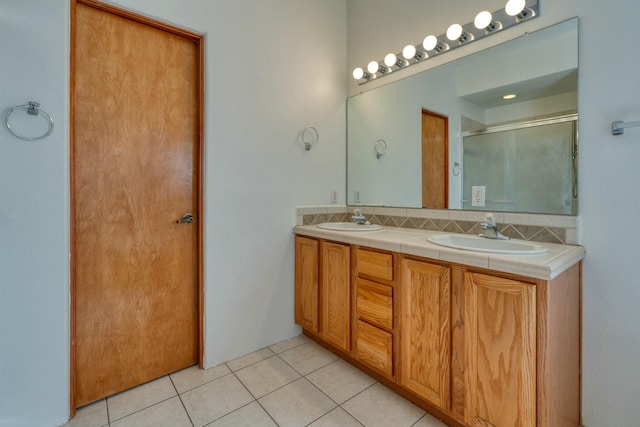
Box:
[295,236,319,332]
[357,278,393,330]
[320,241,351,351]
[450,267,466,421]
[73,2,200,406]
[537,263,581,427]
[421,109,448,209]
[356,320,393,377]
[465,272,536,427]
[357,248,393,281]
[399,258,451,409]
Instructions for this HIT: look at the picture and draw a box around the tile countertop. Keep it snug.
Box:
[293,225,585,281]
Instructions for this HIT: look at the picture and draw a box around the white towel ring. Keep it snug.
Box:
[4,101,54,141]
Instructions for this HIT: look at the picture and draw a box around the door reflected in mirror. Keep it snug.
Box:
[347,18,578,215]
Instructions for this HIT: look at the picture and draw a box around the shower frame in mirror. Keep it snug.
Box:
[347,18,579,215]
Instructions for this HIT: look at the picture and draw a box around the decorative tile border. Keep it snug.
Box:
[296,205,581,245]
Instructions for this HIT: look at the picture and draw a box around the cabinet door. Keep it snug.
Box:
[295,236,319,332]
[399,258,451,409]
[465,272,536,427]
[321,241,351,351]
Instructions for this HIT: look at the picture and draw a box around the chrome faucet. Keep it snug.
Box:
[351,208,370,225]
[479,213,510,240]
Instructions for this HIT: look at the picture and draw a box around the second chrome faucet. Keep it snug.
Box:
[351,208,371,225]
[479,213,510,240]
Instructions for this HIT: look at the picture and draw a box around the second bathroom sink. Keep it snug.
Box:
[427,234,548,254]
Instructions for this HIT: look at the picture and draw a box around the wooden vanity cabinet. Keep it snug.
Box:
[462,265,581,427]
[354,248,396,378]
[294,236,351,352]
[294,236,319,332]
[464,272,537,427]
[294,235,581,427]
[399,257,451,410]
[320,241,351,351]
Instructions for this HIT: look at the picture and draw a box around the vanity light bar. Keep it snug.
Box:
[353,0,539,85]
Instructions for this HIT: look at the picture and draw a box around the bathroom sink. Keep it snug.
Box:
[427,234,548,255]
[316,222,383,232]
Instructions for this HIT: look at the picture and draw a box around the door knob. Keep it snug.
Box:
[176,213,194,224]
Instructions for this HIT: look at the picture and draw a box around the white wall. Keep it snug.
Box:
[0,0,346,425]
[0,1,70,426]
[348,0,640,425]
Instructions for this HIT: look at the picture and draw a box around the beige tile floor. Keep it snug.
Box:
[64,334,447,427]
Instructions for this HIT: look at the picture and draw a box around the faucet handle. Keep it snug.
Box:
[482,213,496,226]
[354,208,363,216]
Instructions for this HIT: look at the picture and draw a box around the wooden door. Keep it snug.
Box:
[72,1,203,407]
[320,241,351,351]
[422,109,448,209]
[464,272,536,427]
[399,258,451,409]
[295,236,319,332]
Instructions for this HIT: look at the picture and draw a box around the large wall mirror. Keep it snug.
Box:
[347,18,578,215]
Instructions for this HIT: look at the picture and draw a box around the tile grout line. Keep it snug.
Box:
[105,377,179,425]
[170,364,232,395]
[228,370,281,427]
[336,381,380,425]
[105,397,111,427]
[169,372,196,427]
[273,351,370,427]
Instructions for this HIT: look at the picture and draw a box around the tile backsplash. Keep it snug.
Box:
[296,206,580,245]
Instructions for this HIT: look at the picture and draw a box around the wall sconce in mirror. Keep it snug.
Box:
[299,126,318,150]
[374,139,387,159]
[452,161,461,176]
[352,0,538,84]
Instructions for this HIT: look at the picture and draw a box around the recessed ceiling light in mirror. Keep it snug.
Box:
[503,94,517,100]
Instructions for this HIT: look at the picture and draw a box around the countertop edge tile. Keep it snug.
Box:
[293,225,585,281]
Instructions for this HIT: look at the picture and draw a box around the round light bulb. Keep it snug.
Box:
[474,11,493,29]
[505,0,526,16]
[384,53,397,67]
[352,67,364,80]
[402,44,416,60]
[446,24,463,41]
[367,61,380,74]
[422,35,438,51]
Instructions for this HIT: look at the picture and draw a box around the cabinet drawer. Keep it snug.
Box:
[356,320,393,377]
[357,278,393,330]
[357,248,393,281]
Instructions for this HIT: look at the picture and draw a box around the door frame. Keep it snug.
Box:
[69,0,205,414]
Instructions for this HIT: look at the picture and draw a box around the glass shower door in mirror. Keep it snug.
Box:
[462,119,577,214]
